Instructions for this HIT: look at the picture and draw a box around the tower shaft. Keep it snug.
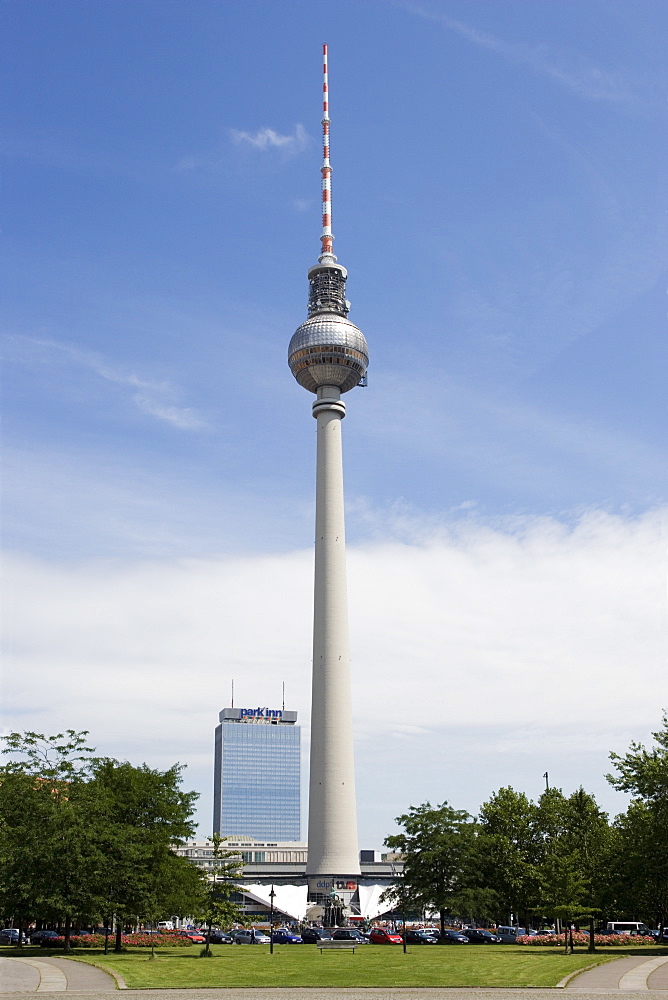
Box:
[306,386,360,876]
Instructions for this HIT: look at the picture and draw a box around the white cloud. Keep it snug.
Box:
[406,5,641,107]
[2,506,665,840]
[230,124,308,154]
[10,337,207,430]
[292,198,312,213]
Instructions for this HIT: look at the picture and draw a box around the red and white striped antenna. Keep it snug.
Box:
[319,43,335,262]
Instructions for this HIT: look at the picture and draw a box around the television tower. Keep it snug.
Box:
[288,44,368,891]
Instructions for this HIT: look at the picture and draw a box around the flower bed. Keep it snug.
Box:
[516,933,657,946]
[50,933,193,948]
[124,933,193,947]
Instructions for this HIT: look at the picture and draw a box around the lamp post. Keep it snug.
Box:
[269,886,275,955]
[402,894,407,954]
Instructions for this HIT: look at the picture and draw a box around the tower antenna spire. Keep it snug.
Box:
[320,43,335,263]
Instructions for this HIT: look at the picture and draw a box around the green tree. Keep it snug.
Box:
[608,714,668,807]
[608,716,668,934]
[385,801,478,936]
[87,758,198,950]
[560,788,611,950]
[477,786,542,927]
[612,801,668,931]
[534,787,611,950]
[196,835,243,956]
[1,731,202,952]
[0,732,104,951]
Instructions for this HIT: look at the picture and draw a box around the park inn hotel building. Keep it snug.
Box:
[213,706,301,842]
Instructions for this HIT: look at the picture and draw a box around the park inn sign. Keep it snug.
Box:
[219,707,298,724]
[239,707,283,719]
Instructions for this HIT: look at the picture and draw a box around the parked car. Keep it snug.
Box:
[271,928,303,944]
[232,928,271,944]
[436,929,470,944]
[208,930,234,944]
[178,930,206,943]
[496,925,527,944]
[300,927,332,944]
[31,930,62,947]
[369,927,404,945]
[0,929,27,945]
[464,929,502,944]
[403,929,438,944]
[332,928,369,943]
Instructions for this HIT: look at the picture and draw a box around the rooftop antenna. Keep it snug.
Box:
[282,681,285,713]
[231,678,234,709]
[319,43,335,264]
[543,771,549,791]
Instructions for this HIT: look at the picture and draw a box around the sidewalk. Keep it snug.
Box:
[567,953,668,991]
[0,956,117,993]
[2,989,668,1000]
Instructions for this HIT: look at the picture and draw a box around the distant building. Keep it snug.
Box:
[175,839,399,923]
[213,706,300,842]
[176,838,308,869]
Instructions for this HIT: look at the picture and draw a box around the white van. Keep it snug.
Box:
[606,922,651,936]
[157,921,174,931]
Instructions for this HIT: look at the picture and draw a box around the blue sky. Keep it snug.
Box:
[3,0,666,847]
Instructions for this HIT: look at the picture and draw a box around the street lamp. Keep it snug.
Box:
[402,893,407,954]
[269,886,275,955]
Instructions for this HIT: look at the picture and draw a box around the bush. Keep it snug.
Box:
[49,933,193,949]
[516,933,657,946]
[124,934,193,948]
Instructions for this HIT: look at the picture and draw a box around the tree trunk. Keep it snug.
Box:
[440,909,446,938]
[588,916,596,953]
[17,915,23,949]
[114,922,123,953]
[63,915,71,954]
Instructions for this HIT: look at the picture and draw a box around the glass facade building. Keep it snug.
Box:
[213,707,301,842]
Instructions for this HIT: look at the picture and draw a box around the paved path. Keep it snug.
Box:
[0,956,117,993]
[1,953,667,998]
[568,954,668,991]
[3,987,668,1000]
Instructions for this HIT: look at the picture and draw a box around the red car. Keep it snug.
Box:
[369,927,403,945]
[179,930,206,943]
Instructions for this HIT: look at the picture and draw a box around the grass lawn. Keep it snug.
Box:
[62,944,626,988]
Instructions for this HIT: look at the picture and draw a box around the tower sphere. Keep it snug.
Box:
[288,313,368,394]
